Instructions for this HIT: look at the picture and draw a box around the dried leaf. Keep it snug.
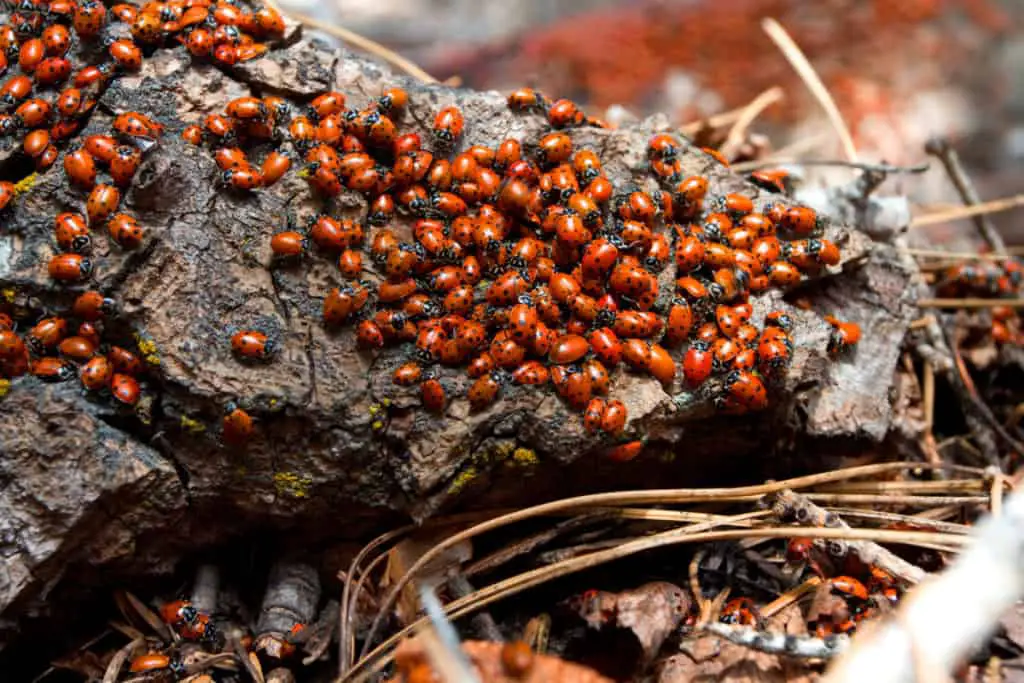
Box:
[388,638,614,683]
[101,637,142,683]
[383,529,473,625]
[659,604,816,683]
[614,582,689,663]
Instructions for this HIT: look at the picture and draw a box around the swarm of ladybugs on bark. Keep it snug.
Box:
[0,0,863,458]
[0,0,285,424]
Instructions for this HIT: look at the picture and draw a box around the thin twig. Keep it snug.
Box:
[273,8,439,83]
[761,17,857,162]
[739,159,928,174]
[900,248,1016,261]
[759,577,822,618]
[719,86,786,159]
[917,298,1024,309]
[911,194,1024,228]
[925,138,1007,254]
[923,360,936,433]
[345,527,961,682]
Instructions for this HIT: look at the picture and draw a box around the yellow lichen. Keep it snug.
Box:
[447,466,479,495]
[179,415,206,434]
[134,333,161,366]
[0,379,9,399]
[0,288,15,303]
[510,447,539,467]
[13,173,37,195]
[274,471,312,498]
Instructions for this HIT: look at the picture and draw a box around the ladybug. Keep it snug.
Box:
[110,372,141,406]
[114,111,163,139]
[766,261,802,288]
[214,146,248,171]
[826,316,861,355]
[715,305,742,338]
[647,343,675,385]
[392,361,423,387]
[223,402,254,445]
[665,300,694,345]
[507,87,546,112]
[15,98,51,128]
[181,125,204,146]
[0,75,31,110]
[378,86,408,114]
[18,38,44,72]
[512,360,549,386]
[675,175,709,203]
[108,346,143,375]
[356,319,385,349]
[185,27,214,57]
[73,290,115,320]
[27,317,68,351]
[86,184,121,226]
[782,206,820,235]
[222,166,263,190]
[829,576,869,601]
[724,370,768,411]
[468,371,507,411]
[73,0,108,38]
[604,439,644,462]
[63,147,97,188]
[420,378,446,413]
[109,145,142,187]
[48,253,92,281]
[583,397,606,432]
[231,330,276,360]
[682,341,713,387]
[537,132,573,166]
[79,354,113,390]
[558,364,592,409]
[73,63,116,89]
[30,357,74,382]
[547,98,584,128]
[338,249,362,278]
[270,231,307,258]
[108,38,142,70]
[323,284,369,324]
[432,105,464,146]
[84,134,118,164]
[108,213,144,248]
[721,598,758,626]
[548,334,589,365]
[757,338,791,374]
[56,88,84,119]
[598,399,627,435]
[227,96,268,121]
[0,330,26,361]
[129,654,183,675]
[54,212,91,252]
[765,311,794,331]
[261,150,292,187]
[252,5,286,36]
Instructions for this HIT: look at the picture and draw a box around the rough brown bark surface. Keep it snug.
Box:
[0,24,916,643]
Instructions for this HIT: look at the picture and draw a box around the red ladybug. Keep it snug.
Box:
[507,87,547,112]
[42,24,72,56]
[682,341,713,387]
[537,132,573,166]
[583,397,606,432]
[511,360,549,386]
[724,370,768,411]
[647,343,676,385]
[665,300,694,345]
[433,105,464,146]
[547,98,584,128]
[323,285,369,324]
[222,166,263,190]
[54,212,91,252]
[420,378,446,413]
[231,330,276,360]
[73,290,115,320]
[108,213,144,248]
[79,355,113,390]
[468,371,505,411]
[356,319,385,349]
[605,439,644,462]
[48,253,93,281]
[108,38,142,70]
[109,145,142,187]
[782,206,820,235]
[600,399,628,435]
[826,316,861,355]
[73,0,108,38]
[223,402,254,445]
[86,184,121,226]
[111,372,141,406]
[63,148,97,188]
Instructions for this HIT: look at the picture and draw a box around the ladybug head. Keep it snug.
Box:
[78,257,93,276]
[72,235,92,252]
[224,400,240,415]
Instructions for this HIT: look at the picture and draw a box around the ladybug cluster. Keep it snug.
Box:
[0,0,862,451]
[221,83,859,445]
[0,290,145,406]
[717,537,903,639]
[936,258,1024,347]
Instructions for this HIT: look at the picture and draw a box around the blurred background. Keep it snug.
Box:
[280,0,1022,242]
